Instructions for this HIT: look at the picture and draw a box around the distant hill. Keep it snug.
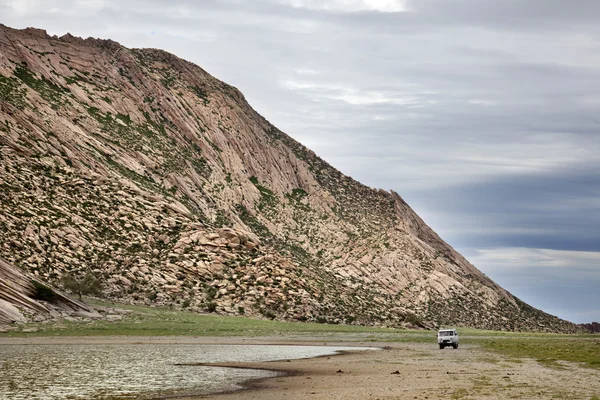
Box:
[0,24,579,332]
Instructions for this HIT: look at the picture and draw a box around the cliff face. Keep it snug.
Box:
[0,24,577,332]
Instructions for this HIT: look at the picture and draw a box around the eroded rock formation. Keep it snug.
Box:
[0,257,99,326]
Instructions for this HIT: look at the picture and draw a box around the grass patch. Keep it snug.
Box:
[457,327,600,370]
[1,304,598,373]
[478,335,600,369]
[0,299,422,339]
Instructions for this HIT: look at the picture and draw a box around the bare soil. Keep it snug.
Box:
[189,342,600,400]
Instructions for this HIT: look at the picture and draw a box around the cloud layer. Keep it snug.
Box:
[467,247,600,323]
[1,0,599,323]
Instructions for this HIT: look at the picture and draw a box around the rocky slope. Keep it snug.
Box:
[0,25,578,332]
[0,257,103,328]
[579,322,600,333]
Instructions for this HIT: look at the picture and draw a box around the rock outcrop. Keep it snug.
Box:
[0,24,579,332]
[0,257,99,326]
[579,322,600,333]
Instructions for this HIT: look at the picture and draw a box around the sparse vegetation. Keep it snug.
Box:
[476,332,600,370]
[13,64,68,104]
[249,176,278,211]
[0,74,27,109]
[190,85,210,105]
[62,272,104,301]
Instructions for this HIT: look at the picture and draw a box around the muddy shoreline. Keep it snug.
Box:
[2,336,599,399]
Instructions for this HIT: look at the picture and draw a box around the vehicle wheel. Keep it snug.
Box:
[439,344,444,349]
[453,343,458,349]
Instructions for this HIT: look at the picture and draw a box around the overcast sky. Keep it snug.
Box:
[2,0,599,324]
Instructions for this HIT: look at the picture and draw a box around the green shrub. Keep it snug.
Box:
[261,309,276,320]
[62,272,103,301]
[205,286,217,300]
[32,281,56,302]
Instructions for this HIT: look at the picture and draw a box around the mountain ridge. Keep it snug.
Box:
[0,24,579,332]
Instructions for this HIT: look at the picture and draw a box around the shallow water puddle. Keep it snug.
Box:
[0,344,367,399]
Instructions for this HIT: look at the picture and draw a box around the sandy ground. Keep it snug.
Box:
[2,336,599,399]
[186,341,600,400]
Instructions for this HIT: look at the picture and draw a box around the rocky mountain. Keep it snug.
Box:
[0,24,579,332]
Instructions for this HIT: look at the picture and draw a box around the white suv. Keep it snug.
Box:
[438,329,459,349]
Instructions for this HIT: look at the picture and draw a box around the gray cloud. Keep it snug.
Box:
[466,247,600,323]
[2,0,599,323]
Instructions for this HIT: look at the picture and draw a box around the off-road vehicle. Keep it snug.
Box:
[437,329,459,349]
